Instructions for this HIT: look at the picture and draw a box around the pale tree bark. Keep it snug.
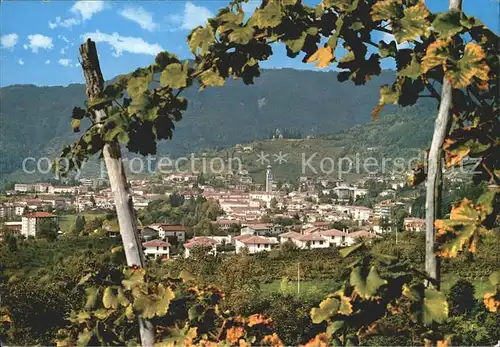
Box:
[425,0,462,287]
[79,39,155,347]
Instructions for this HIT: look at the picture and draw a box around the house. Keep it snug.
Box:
[149,224,186,242]
[184,236,218,258]
[374,202,395,219]
[14,184,32,193]
[233,235,278,254]
[21,211,57,238]
[319,229,348,247]
[294,233,329,249]
[48,186,75,195]
[241,223,272,236]
[278,231,302,244]
[140,226,159,241]
[0,204,16,219]
[143,239,170,260]
[311,221,330,230]
[404,218,425,232]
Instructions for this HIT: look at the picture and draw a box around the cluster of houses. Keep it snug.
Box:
[138,220,387,261]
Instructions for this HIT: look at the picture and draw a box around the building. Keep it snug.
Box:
[14,184,32,193]
[319,229,348,247]
[143,239,170,260]
[344,230,382,246]
[404,218,425,232]
[241,223,272,236]
[294,233,329,249]
[233,235,278,254]
[149,224,186,242]
[184,236,219,258]
[0,204,16,219]
[21,211,57,238]
[265,165,274,193]
[374,202,395,219]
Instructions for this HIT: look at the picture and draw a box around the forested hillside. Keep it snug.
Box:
[0,68,397,181]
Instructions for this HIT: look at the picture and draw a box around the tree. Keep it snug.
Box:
[38,218,58,241]
[73,216,86,235]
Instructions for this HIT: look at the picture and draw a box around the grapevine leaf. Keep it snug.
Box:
[371,0,400,21]
[311,297,340,323]
[254,0,282,29]
[306,46,333,69]
[395,2,430,43]
[103,287,120,309]
[444,42,489,89]
[72,119,80,133]
[84,287,99,311]
[350,266,387,299]
[421,39,448,73]
[77,329,93,347]
[188,25,215,55]
[160,63,188,89]
[432,11,463,38]
[228,26,255,44]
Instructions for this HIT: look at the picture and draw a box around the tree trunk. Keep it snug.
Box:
[425,0,462,287]
[79,39,155,347]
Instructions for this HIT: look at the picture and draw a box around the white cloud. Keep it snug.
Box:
[166,2,213,31]
[1,33,19,49]
[60,47,66,54]
[59,58,72,67]
[58,35,70,43]
[71,0,106,21]
[48,16,80,29]
[81,31,164,57]
[45,60,51,64]
[18,58,25,65]
[26,34,54,53]
[119,6,157,31]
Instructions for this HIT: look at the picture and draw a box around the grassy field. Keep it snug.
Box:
[58,212,106,233]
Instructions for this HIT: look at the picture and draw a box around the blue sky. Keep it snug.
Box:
[1,0,498,86]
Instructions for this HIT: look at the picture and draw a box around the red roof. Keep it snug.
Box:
[143,239,170,247]
[298,233,326,242]
[321,229,346,237]
[236,235,278,245]
[184,237,218,248]
[24,211,56,218]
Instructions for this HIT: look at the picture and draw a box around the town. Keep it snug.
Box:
[1,162,468,261]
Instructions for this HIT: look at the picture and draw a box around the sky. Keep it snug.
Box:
[0,0,498,87]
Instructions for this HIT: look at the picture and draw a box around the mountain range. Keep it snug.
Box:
[0,68,437,184]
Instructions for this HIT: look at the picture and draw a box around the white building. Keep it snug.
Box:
[233,235,278,254]
[143,240,170,260]
[184,236,219,258]
[149,224,186,242]
[21,211,57,238]
[294,233,329,249]
[14,184,32,193]
[266,165,274,193]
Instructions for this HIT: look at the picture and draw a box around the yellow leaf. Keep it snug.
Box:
[421,39,449,73]
[307,47,334,69]
[483,291,500,313]
[262,333,283,347]
[445,42,490,89]
[304,332,329,347]
[226,326,245,344]
[371,0,400,21]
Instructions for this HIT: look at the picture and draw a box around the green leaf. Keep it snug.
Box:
[77,329,93,347]
[117,287,130,307]
[228,26,255,44]
[326,320,344,337]
[432,11,463,38]
[284,32,307,55]
[93,308,114,320]
[339,242,364,258]
[371,0,400,21]
[398,55,421,79]
[179,270,195,282]
[394,2,430,43]
[155,283,175,317]
[200,69,225,87]
[327,17,344,54]
[160,63,188,89]
[379,40,397,59]
[422,287,448,325]
[127,74,152,98]
[103,287,120,309]
[122,268,146,290]
[84,287,99,310]
[78,273,92,286]
[188,25,215,55]
[489,271,500,286]
[311,297,340,323]
[133,294,156,319]
[254,0,282,29]
[350,266,387,299]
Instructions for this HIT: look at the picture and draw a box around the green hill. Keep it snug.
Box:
[179,104,436,183]
[1,68,398,183]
